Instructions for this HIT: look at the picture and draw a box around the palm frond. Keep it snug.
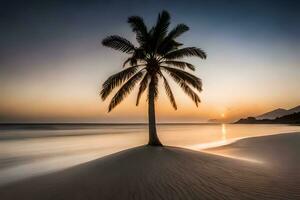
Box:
[167,24,189,39]
[102,35,135,53]
[162,60,195,71]
[122,57,131,67]
[127,16,148,46]
[154,77,159,100]
[100,66,139,100]
[179,81,201,106]
[136,73,150,106]
[157,39,182,55]
[123,56,138,67]
[148,74,159,100]
[161,66,202,92]
[157,24,188,54]
[123,58,145,68]
[108,71,144,112]
[164,47,207,60]
[123,48,148,67]
[162,76,177,110]
[152,10,171,50]
[165,71,200,106]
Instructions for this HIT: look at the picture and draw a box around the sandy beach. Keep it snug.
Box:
[0,132,299,200]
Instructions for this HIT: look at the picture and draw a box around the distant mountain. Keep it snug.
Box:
[235,112,300,124]
[256,108,288,120]
[289,105,300,113]
[256,105,300,120]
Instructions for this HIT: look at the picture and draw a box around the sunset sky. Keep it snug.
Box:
[1,0,299,123]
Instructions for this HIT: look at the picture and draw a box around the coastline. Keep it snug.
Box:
[187,130,300,150]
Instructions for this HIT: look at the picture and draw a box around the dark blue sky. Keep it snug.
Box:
[1,0,299,69]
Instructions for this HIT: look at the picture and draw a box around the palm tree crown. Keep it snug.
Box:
[101,10,206,111]
[100,10,206,146]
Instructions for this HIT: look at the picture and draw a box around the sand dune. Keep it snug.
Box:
[205,132,300,172]
[0,133,299,199]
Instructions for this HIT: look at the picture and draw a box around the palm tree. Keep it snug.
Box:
[100,10,206,146]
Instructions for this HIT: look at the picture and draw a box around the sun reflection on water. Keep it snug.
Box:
[222,124,227,141]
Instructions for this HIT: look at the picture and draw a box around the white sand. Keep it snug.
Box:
[205,132,300,171]
[0,132,299,199]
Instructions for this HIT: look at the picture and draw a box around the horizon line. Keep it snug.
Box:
[0,122,227,125]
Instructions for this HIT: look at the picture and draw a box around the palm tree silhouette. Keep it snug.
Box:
[101,10,206,146]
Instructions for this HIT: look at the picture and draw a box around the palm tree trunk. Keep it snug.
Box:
[148,78,163,146]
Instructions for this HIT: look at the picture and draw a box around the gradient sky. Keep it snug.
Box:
[0,0,299,123]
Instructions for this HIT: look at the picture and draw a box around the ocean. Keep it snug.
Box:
[0,123,299,185]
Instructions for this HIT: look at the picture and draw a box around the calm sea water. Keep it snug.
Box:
[0,123,299,185]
